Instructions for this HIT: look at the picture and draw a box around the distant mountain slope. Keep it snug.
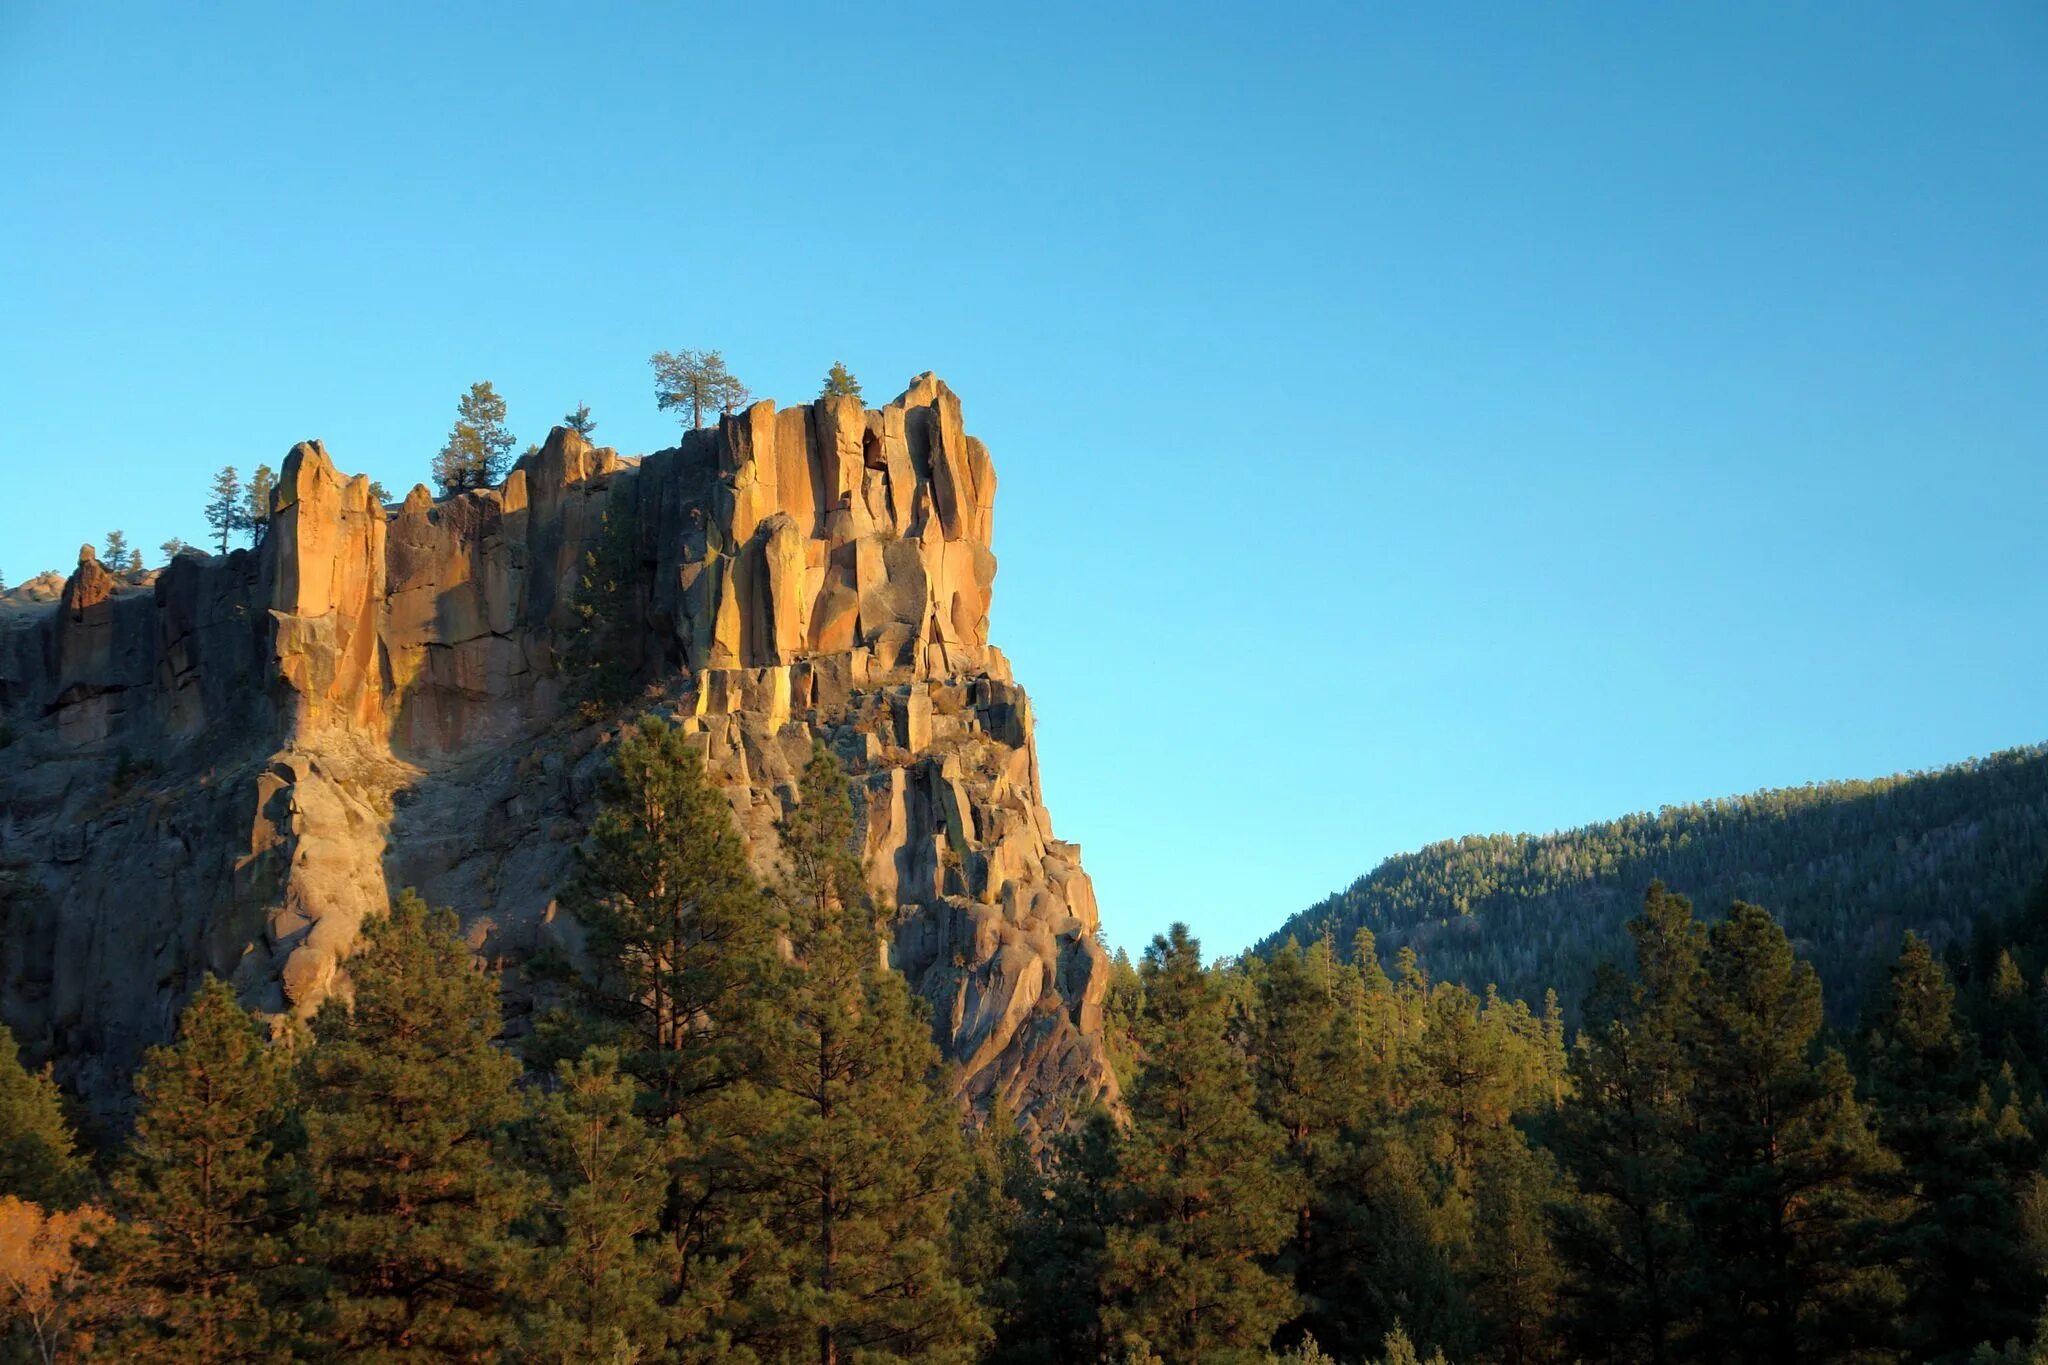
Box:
[1256,744,2048,1022]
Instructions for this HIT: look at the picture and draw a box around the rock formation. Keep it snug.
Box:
[0,376,1116,1131]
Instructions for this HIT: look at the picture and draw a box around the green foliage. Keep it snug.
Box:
[1100,923,1298,1360]
[205,465,242,555]
[93,976,298,1362]
[1683,902,1905,1362]
[0,1025,86,1209]
[562,716,768,1116]
[1547,882,1703,1363]
[517,1048,675,1364]
[820,361,862,399]
[558,507,640,714]
[1264,745,2048,1025]
[101,530,132,572]
[242,463,276,547]
[1864,934,2041,1360]
[718,741,990,1361]
[432,380,516,495]
[295,891,534,1359]
[562,402,596,437]
[650,349,750,430]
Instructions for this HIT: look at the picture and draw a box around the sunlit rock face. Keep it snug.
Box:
[0,376,1116,1131]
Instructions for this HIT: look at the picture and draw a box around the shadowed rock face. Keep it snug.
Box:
[0,376,1117,1131]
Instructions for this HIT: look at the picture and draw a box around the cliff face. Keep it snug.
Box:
[0,376,1116,1129]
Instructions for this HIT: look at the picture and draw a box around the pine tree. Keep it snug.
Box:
[295,891,533,1360]
[1252,939,1371,1354]
[991,1111,1121,1365]
[1548,882,1703,1365]
[517,1048,675,1364]
[93,977,297,1362]
[563,403,597,437]
[205,466,242,555]
[563,715,767,1119]
[241,464,276,547]
[1866,933,2038,1360]
[650,349,751,429]
[101,530,131,571]
[819,363,861,400]
[0,1024,86,1209]
[1468,1133,1564,1365]
[1100,923,1297,1361]
[1682,901,1905,1363]
[721,742,988,1363]
[432,381,516,495]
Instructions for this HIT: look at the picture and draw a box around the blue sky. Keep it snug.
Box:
[3,3,2043,956]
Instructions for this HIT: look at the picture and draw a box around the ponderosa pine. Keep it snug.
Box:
[1547,882,1703,1365]
[1865,933,2039,1360]
[295,891,533,1360]
[721,741,988,1364]
[92,977,297,1362]
[516,1048,676,1364]
[1681,901,1905,1364]
[1100,923,1297,1362]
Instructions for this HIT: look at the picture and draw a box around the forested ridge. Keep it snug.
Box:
[7,721,2048,1361]
[1258,743,2048,1023]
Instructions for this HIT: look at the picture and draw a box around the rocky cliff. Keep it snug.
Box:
[0,376,1116,1131]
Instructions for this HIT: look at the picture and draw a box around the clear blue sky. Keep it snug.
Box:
[3,4,2044,957]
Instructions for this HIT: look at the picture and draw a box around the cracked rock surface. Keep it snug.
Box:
[0,376,1117,1131]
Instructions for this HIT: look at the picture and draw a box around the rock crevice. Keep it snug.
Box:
[0,376,1114,1127]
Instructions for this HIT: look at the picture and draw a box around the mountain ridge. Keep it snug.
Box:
[1256,742,2048,1021]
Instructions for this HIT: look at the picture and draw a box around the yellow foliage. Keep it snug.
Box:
[0,1196,108,1363]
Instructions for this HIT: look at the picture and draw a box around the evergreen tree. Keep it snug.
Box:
[650,349,751,429]
[1866,933,2038,1360]
[1100,923,1297,1361]
[1547,882,1703,1365]
[0,1024,86,1209]
[295,891,533,1360]
[563,403,597,437]
[241,464,276,547]
[562,715,767,1119]
[517,1048,675,1364]
[722,742,988,1363]
[1252,939,1371,1353]
[1468,1134,1564,1365]
[205,466,242,555]
[432,381,515,495]
[93,977,297,1362]
[160,538,196,561]
[991,1111,1121,1365]
[101,530,131,571]
[1682,901,1905,1363]
[819,363,861,400]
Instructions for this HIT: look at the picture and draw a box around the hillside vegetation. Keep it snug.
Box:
[1257,744,2048,1020]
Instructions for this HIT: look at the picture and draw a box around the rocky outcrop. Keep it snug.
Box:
[0,377,1115,1131]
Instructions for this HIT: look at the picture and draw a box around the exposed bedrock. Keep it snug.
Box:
[0,376,1115,1130]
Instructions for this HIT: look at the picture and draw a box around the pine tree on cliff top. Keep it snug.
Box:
[205,466,241,555]
[651,348,750,430]
[0,1023,87,1209]
[93,976,298,1363]
[1100,922,1298,1362]
[432,380,515,495]
[720,740,988,1364]
[819,362,861,399]
[295,891,533,1360]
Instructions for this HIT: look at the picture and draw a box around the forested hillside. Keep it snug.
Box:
[1258,744,2048,1021]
